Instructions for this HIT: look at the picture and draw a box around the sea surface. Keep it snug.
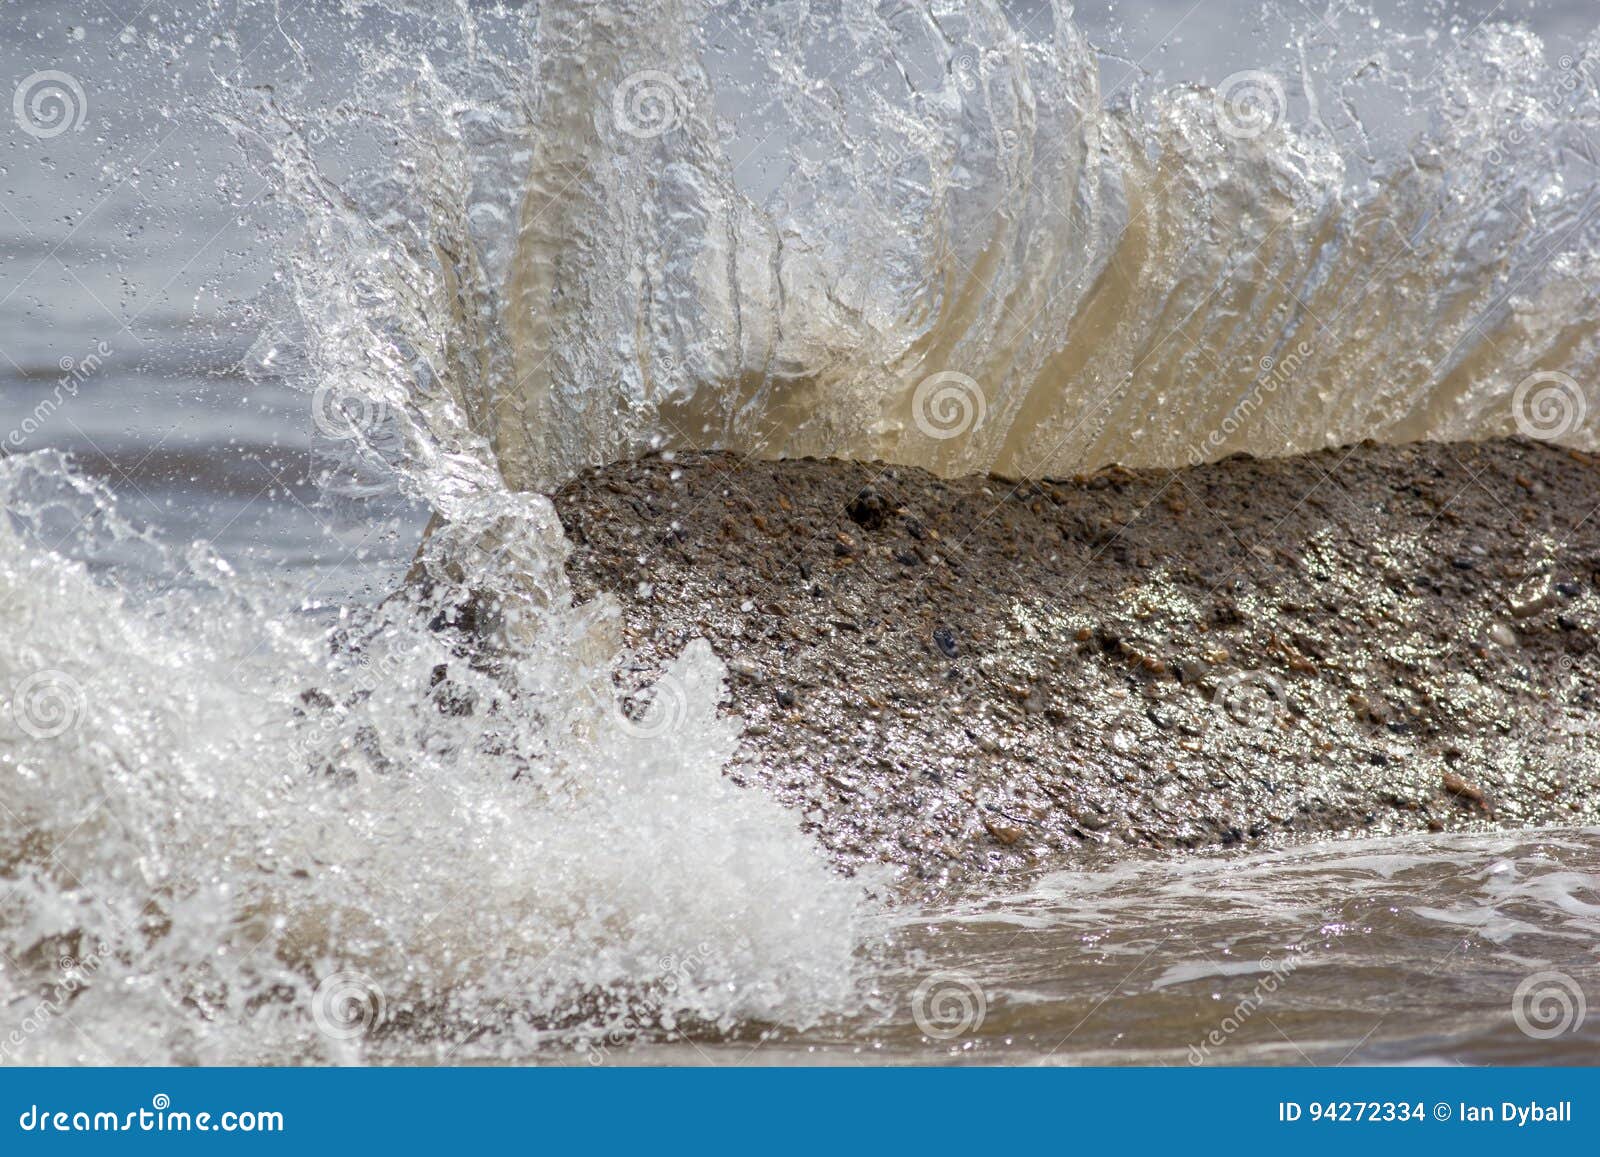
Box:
[0,0,1597,1065]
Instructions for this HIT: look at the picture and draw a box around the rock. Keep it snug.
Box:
[1442,771,1487,808]
[552,437,1600,885]
[984,819,1024,846]
[1509,580,1556,619]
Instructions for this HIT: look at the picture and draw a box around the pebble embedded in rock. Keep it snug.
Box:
[1443,771,1487,807]
[845,487,892,530]
[984,819,1024,846]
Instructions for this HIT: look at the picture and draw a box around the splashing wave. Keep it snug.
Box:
[243,1,1600,492]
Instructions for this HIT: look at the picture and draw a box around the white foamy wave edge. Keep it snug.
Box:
[0,452,872,1063]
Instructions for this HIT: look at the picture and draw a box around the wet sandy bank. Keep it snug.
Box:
[554,438,1600,883]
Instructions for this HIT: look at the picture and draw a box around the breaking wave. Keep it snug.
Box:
[238,0,1600,491]
[0,453,870,1062]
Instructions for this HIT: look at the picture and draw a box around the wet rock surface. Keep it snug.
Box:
[554,438,1600,883]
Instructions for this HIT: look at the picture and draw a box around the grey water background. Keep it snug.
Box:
[3,0,1596,593]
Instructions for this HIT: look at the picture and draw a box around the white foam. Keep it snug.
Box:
[0,455,871,1063]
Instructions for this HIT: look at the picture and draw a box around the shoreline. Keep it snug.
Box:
[554,437,1600,882]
